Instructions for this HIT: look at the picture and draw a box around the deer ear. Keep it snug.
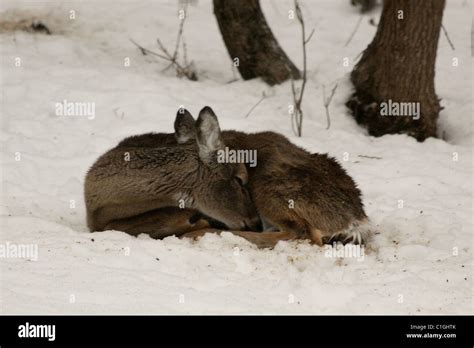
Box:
[174,108,196,144]
[196,106,224,163]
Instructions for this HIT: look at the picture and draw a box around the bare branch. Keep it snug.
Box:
[354,49,364,63]
[156,38,175,60]
[325,84,338,106]
[441,23,455,51]
[172,9,187,61]
[344,14,363,47]
[291,111,298,136]
[130,5,197,81]
[290,0,313,137]
[130,39,170,61]
[130,8,197,81]
[131,38,196,80]
[182,37,189,67]
[245,92,267,118]
[322,83,338,130]
[357,155,382,160]
[291,79,297,100]
[162,24,189,74]
[305,28,315,44]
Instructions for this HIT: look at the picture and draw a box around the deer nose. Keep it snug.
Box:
[244,216,262,231]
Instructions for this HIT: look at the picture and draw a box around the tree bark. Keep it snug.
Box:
[346,0,445,141]
[213,0,301,85]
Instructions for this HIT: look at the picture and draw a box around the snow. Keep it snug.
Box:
[0,0,472,314]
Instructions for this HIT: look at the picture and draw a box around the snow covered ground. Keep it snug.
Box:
[0,0,472,314]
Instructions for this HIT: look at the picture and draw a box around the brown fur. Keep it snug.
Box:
[85,108,260,235]
[220,130,367,243]
[102,207,227,239]
[85,106,369,247]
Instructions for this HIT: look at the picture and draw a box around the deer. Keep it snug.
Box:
[84,108,261,240]
[85,106,371,248]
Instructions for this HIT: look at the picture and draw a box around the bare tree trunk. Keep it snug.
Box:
[213,0,301,85]
[346,0,445,141]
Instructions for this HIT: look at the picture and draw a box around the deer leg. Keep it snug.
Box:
[102,207,213,239]
[181,229,298,249]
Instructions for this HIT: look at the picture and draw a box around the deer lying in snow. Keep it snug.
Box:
[85,106,371,248]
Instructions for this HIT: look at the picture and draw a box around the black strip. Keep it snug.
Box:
[0,315,472,346]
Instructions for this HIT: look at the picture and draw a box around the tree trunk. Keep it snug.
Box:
[213,0,301,85]
[346,0,445,141]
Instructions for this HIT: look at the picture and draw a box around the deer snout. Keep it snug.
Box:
[243,216,262,232]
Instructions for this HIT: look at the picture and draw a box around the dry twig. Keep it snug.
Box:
[322,83,338,130]
[357,155,382,160]
[344,14,363,47]
[291,0,315,137]
[441,23,455,51]
[245,92,267,118]
[130,6,197,81]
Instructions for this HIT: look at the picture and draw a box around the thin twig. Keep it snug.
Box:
[305,28,315,44]
[182,38,189,67]
[295,1,306,136]
[441,23,455,51]
[162,12,186,72]
[322,83,338,130]
[344,14,363,47]
[173,9,187,60]
[244,92,267,118]
[130,39,169,61]
[130,5,197,81]
[358,155,382,160]
[131,38,187,78]
[291,0,315,137]
[156,38,175,60]
[290,80,298,135]
[291,112,297,136]
[353,50,364,63]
